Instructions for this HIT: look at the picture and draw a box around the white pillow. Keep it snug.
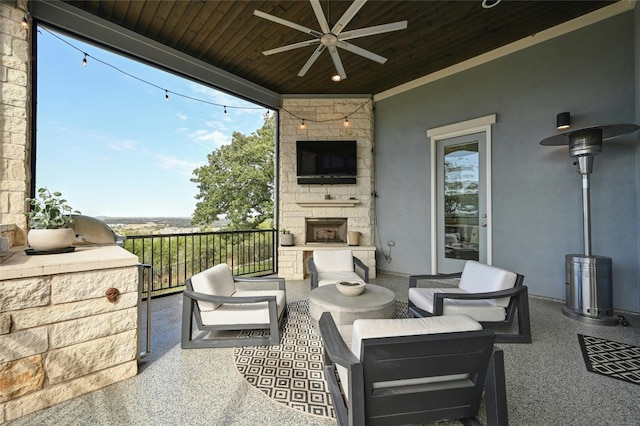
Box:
[313,250,354,273]
[190,264,237,311]
[459,260,517,296]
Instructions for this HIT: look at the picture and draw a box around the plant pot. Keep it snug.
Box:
[27,228,75,251]
[280,233,294,246]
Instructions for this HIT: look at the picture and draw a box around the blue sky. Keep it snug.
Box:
[36,27,271,218]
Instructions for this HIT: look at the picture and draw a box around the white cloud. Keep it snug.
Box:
[108,139,138,151]
[188,129,230,148]
[154,154,204,176]
[176,112,187,121]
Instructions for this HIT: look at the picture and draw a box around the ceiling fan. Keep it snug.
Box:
[254,0,407,80]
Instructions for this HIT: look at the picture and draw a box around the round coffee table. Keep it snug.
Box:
[309,283,396,327]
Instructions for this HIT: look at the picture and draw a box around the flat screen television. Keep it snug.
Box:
[296,140,357,183]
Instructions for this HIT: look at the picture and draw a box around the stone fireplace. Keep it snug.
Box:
[305,218,347,244]
[277,97,376,280]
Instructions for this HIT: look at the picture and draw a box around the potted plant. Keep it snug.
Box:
[25,187,81,251]
[280,229,294,246]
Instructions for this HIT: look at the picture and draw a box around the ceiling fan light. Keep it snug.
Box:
[331,74,342,82]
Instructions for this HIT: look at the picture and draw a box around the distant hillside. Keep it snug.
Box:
[97,217,196,227]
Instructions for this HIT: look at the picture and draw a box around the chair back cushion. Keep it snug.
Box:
[459,260,517,307]
[190,264,237,311]
[352,314,482,360]
[312,250,354,273]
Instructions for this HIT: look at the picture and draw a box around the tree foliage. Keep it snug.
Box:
[191,113,275,230]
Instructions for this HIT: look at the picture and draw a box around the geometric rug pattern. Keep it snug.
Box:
[233,298,409,419]
[578,334,640,386]
[234,299,335,419]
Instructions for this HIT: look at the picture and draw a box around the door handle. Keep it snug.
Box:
[481,223,487,227]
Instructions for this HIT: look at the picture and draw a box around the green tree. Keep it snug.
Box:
[191,113,275,230]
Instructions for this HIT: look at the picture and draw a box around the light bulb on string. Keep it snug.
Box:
[343,117,350,128]
[21,13,29,29]
[165,90,169,101]
[300,119,306,130]
[224,106,227,114]
[82,54,88,67]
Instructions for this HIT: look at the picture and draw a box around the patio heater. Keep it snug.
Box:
[540,122,638,326]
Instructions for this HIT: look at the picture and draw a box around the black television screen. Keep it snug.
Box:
[296,140,357,177]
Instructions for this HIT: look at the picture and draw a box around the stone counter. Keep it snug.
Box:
[0,246,139,423]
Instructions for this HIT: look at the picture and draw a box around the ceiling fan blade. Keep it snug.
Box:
[263,39,320,56]
[328,46,347,80]
[331,0,367,35]
[254,10,323,38]
[339,21,408,41]
[298,44,326,77]
[338,41,387,64]
[310,0,330,34]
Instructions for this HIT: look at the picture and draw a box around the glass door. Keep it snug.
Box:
[436,132,488,273]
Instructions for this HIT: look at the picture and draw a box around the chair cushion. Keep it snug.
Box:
[313,250,354,273]
[336,315,482,400]
[408,287,507,322]
[200,290,286,326]
[459,260,517,307]
[317,271,365,287]
[190,264,237,311]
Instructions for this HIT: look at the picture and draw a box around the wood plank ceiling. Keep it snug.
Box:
[62,1,615,96]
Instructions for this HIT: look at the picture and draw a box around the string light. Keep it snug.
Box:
[300,119,306,130]
[283,99,371,129]
[21,12,30,29]
[39,26,267,117]
[343,117,350,128]
[165,90,169,101]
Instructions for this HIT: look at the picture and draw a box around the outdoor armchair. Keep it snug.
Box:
[319,311,508,426]
[408,260,531,343]
[181,263,287,348]
[307,249,369,290]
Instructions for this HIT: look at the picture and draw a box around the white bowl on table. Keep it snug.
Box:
[336,281,366,297]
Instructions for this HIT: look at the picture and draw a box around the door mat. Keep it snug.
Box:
[578,334,640,386]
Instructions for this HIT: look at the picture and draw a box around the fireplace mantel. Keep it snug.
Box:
[296,199,361,208]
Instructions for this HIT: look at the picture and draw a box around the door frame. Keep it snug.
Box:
[427,114,496,273]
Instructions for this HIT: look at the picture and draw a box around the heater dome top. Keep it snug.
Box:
[540,123,639,146]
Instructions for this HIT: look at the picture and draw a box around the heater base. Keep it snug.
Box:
[561,306,620,326]
[564,254,620,326]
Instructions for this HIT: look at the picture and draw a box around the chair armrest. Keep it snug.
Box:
[234,276,286,291]
[183,289,277,305]
[409,272,462,288]
[307,257,319,289]
[433,286,528,315]
[353,257,369,283]
[318,312,360,368]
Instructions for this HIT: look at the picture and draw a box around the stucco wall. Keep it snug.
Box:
[374,12,639,312]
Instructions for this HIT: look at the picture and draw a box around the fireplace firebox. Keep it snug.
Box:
[305,218,347,244]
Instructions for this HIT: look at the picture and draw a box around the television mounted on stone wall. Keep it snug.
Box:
[296,140,357,184]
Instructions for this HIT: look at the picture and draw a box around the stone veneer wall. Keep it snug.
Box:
[0,248,139,423]
[278,97,376,279]
[0,1,31,247]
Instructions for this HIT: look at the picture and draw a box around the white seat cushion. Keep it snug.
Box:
[190,264,237,311]
[336,315,482,399]
[408,287,507,322]
[317,271,365,287]
[200,290,286,326]
[313,250,354,273]
[459,260,517,307]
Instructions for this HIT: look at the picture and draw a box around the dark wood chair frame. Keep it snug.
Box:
[181,275,286,349]
[319,312,508,426]
[307,255,369,290]
[408,272,531,343]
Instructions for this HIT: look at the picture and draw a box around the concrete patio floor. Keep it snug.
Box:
[6,272,640,425]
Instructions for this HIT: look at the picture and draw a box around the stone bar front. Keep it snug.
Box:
[0,246,139,423]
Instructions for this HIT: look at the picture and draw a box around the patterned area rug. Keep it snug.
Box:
[233,299,408,419]
[578,334,640,386]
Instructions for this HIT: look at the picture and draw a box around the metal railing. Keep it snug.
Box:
[124,229,277,298]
